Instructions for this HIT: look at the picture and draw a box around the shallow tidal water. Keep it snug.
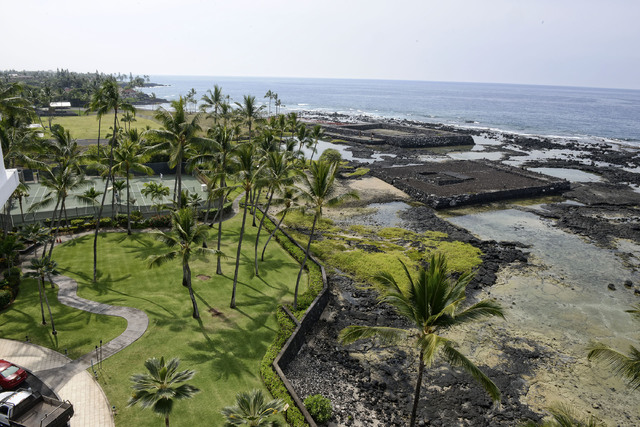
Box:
[445,206,640,424]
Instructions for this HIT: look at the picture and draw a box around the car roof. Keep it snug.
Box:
[0,390,31,405]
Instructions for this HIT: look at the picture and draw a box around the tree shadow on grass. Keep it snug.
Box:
[183,312,276,380]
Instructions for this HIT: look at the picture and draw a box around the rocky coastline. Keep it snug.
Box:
[283,111,640,425]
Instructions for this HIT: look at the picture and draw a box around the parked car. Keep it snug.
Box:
[0,361,27,391]
[0,389,73,427]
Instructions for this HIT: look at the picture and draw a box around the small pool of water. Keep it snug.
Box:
[301,140,393,164]
[528,167,603,182]
[334,201,411,228]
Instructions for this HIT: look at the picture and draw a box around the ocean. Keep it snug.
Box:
[139,76,640,146]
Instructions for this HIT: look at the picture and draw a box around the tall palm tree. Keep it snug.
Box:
[339,254,504,427]
[147,97,203,204]
[221,389,286,426]
[293,160,357,310]
[0,234,24,270]
[128,356,200,427]
[18,223,50,258]
[264,90,276,117]
[75,187,103,217]
[308,125,324,162]
[253,150,296,276]
[147,208,223,319]
[91,77,135,283]
[200,85,224,125]
[112,130,153,234]
[25,257,60,335]
[261,186,300,262]
[587,303,640,391]
[12,183,30,223]
[230,143,263,308]
[295,123,311,161]
[235,95,264,143]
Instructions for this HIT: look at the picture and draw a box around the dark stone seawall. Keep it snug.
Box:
[322,122,474,148]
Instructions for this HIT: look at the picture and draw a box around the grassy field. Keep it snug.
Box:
[40,113,160,140]
[1,213,305,426]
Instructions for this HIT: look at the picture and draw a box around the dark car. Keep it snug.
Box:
[0,359,28,390]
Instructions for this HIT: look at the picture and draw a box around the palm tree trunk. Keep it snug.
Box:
[165,415,170,427]
[261,208,288,262]
[310,140,319,162]
[41,197,61,257]
[48,198,66,259]
[410,350,425,427]
[184,262,199,319]
[251,188,262,227]
[97,116,101,150]
[254,190,274,276]
[38,277,46,325]
[175,154,183,206]
[126,172,131,235]
[43,284,57,335]
[93,174,112,283]
[293,213,318,310]
[230,191,249,308]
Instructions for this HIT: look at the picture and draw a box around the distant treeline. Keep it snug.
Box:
[0,69,157,108]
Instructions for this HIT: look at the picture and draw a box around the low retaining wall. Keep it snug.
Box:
[258,208,331,427]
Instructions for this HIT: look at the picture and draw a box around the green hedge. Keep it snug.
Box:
[0,289,12,309]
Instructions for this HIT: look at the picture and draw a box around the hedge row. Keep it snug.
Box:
[259,212,325,426]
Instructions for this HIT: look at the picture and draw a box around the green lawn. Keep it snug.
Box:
[0,278,127,359]
[2,212,305,426]
[41,113,160,140]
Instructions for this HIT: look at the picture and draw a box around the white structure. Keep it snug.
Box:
[0,143,19,207]
[49,101,71,108]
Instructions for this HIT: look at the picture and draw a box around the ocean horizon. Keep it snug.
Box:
[139,75,640,146]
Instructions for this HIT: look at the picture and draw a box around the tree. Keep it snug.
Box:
[254,150,296,276]
[235,95,264,143]
[230,143,263,308]
[112,130,153,234]
[75,187,103,217]
[18,223,50,258]
[128,356,200,427]
[12,183,30,223]
[142,181,170,213]
[521,403,606,427]
[264,90,276,117]
[587,303,640,391]
[25,257,59,335]
[339,253,504,427]
[293,160,357,310]
[147,208,223,319]
[221,389,286,426]
[147,97,203,204]
[308,125,324,162]
[186,88,197,113]
[261,187,300,262]
[201,85,224,125]
[0,234,24,270]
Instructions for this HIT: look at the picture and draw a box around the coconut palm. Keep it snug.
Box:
[128,356,200,427]
[587,303,640,391]
[293,160,357,310]
[261,186,301,262]
[308,125,324,162]
[235,95,264,143]
[254,150,296,276]
[230,143,263,308]
[12,182,30,223]
[112,130,153,234]
[521,403,606,427]
[75,187,103,217]
[111,179,127,217]
[142,181,170,213]
[0,234,24,270]
[264,90,276,117]
[201,85,224,124]
[221,389,286,426]
[147,208,223,319]
[18,223,50,258]
[25,257,59,335]
[121,111,137,132]
[147,97,203,204]
[339,253,504,427]
[295,124,311,161]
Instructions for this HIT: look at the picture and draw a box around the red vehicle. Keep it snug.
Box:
[0,361,27,390]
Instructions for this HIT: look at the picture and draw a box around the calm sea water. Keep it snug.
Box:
[139,76,640,145]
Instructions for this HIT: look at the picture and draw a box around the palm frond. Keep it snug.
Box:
[587,342,640,390]
[338,325,407,345]
[441,343,501,402]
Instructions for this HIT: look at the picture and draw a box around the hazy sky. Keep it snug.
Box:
[3,0,639,89]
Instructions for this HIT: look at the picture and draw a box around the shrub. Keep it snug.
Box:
[148,214,171,228]
[3,267,21,292]
[131,210,144,222]
[99,217,113,227]
[304,394,333,424]
[0,289,12,309]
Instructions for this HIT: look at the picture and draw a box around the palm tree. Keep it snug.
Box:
[339,253,504,427]
[91,77,135,283]
[293,160,357,310]
[587,303,640,391]
[295,124,311,162]
[230,143,263,308]
[18,223,50,258]
[147,97,203,204]
[147,208,223,319]
[128,356,200,427]
[221,389,286,426]
[201,85,224,124]
[254,150,296,276]
[308,125,324,162]
[261,186,300,262]
[112,130,153,234]
[142,181,170,213]
[25,257,60,335]
[235,95,264,143]
[111,179,127,217]
[0,234,24,270]
[522,403,606,427]
[121,111,137,132]
[12,183,30,223]
[264,90,276,117]
[186,88,197,113]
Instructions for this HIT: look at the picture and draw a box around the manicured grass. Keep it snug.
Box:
[41,114,160,140]
[51,213,305,426]
[0,278,127,359]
